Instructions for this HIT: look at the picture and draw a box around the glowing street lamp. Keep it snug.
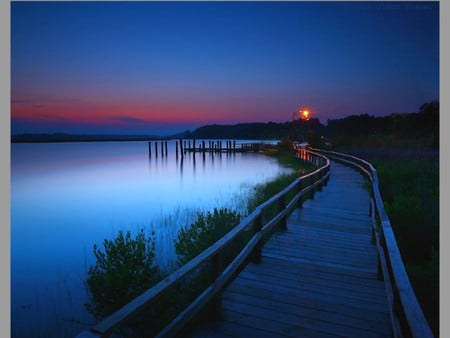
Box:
[290,107,313,147]
[299,108,311,144]
[300,109,310,121]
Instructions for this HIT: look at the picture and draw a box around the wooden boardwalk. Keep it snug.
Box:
[191,161,392,338]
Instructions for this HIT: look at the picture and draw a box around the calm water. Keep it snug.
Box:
[11,140,290,337]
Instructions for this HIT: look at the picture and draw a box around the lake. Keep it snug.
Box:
[11,140,291,337]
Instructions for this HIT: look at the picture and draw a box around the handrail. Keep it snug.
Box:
[310,147,434,338]
[78,149,330,338]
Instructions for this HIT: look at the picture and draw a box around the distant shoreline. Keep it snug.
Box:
[10,134,163,143]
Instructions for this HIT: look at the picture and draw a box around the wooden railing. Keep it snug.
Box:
[310,148,434,338]
[78,149,330,338]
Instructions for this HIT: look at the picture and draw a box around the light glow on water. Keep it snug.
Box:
[11,140,290,337]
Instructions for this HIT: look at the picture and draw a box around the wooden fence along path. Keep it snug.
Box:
[191,161,392,338]
[78,149,433,338]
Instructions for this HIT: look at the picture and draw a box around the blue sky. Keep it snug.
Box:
[11,1,439,135]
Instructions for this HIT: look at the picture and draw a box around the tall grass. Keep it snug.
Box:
[247,146,315,208]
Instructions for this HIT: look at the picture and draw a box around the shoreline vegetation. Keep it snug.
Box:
[85,144,314,336]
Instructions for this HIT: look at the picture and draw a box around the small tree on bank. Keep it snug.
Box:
[85,229,160,320]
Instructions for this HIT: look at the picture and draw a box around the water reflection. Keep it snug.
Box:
[11,140,289,337]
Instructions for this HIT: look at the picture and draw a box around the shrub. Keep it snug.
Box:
[174,208,241,267]
[85,229,160,320]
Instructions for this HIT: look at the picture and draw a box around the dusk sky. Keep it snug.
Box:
[11,1,439,136]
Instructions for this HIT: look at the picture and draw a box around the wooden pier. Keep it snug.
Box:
[147,139,278,158]
[192,161,392,337]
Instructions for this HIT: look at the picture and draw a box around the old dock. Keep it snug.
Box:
[192,161,391,337]
[147,139,278,158]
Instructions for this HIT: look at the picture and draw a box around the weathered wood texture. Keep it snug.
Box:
[191,161,392,338]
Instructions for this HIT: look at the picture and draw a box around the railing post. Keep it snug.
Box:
[209,251,224,317]
[251,213,263,263]
[370,199,376,244]
[278,196,287,230]
[297,179,303,208]
[317,170,323,192]
[377,233,386,281]
[309,175,315,199]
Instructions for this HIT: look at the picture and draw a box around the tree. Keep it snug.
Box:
[85,229,160,319]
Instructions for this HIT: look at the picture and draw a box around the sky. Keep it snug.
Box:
[10,1,439,136]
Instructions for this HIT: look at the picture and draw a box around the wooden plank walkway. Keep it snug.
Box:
[191,161,392,337]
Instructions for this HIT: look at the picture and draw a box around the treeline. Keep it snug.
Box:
[182,122,292,140]
[179,118,325,140]
[325,101,439,148]
[179,100,439,148]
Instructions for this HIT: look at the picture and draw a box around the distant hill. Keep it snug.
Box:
[169,119,325,140]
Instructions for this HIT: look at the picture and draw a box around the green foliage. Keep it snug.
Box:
[326,101,439,149]
[373,157,438,264]
[407,247,439,336]
[174,208,241,266]
[85,229,160,320]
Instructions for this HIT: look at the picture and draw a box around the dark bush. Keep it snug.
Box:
[85,229,160,320]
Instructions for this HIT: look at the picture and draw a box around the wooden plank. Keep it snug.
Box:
[234,270,388,306]
[248,256,384,287]
[223,284,391,324]
[263,241,378,266]
[266,233,375,251]
[192,320,278,338]
[266,231,375,250]
[221,299,388,338]
[262,247,378,269]
[240,262,387,294]
[301,205,371,219]
[219,306,340,338]
[262,252,378,276]
[285,222,373,241]
[228,274,388,312]
[298,207,371,227]
[269,227,373,244]
[222,292,392,335]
